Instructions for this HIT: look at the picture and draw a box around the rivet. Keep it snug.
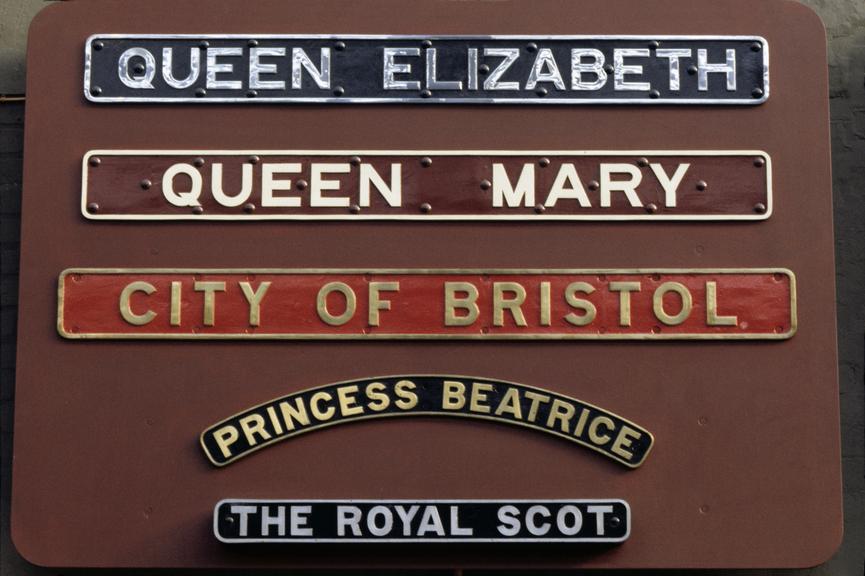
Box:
[534,204,545,214]
[349,204,361,214]
[334,41,346,51]
[140,179,152,190]
[538,157,550,167]
[535,87,548,97]
[609,516,622,527]
[479,64,490,74]
[651,326,662,334]
[480,180,492,190]
[696,180,708,191]
[751,88,764,98]
[645,203,658,213]
[91,86,103,96]
[248,155,260,164]
[88,156,101,167]
[247,39,259,47]
[296,179,308,190]
[192,205,204,215]
[193,157,205,167]
[198,40,210,49]
[649,40,660,49]
[195,88,207,97]
[333,86,345,96]
[349,156,361,166]
[246,90,257,98]
[420,157,432,167]
[753,156,766,167]
[526,42,538,52]
[603,63,615,74]
[651,273,661,281]
[750,42,762,52]
[225,516,235,524]
[420,203,432,213]
[698,416,709,426]
[134,63,146,74]
[649,89,660,99]
[86,202,99,213]
[637,157,649,167]
[243,203,255,213]
[687,64,698,75]
[753,202,767,213]
[588,180,599,191]
[420,89,432,98]
[421,39,433,48]
[93,40,105,51]
[699,505,710,515]
[773,273,785,282]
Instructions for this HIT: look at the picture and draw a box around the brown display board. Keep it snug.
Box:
[13,0,840,569]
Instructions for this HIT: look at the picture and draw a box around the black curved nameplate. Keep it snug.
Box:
[200,375,653,468]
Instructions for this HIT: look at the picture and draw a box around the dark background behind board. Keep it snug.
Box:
[1,0,863,574]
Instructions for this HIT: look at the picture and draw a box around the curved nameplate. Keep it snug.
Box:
[200,375,653,469]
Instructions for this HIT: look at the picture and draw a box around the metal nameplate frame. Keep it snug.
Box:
[84,34,769,104]
[81,149,773,221]
[57,268,797,340]
[213,499,631,543]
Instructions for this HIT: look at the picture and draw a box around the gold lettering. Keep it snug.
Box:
[213,425,239,459]
[564,282,597,326]
[238,414,272,446]
[119,281,157,326]
[365,382,390,412]
[588,416,615,445]
[194,281,226,326]
[494,387,523,419]
[170,281,182,326]
[444,282,479,326]
[279,398,310,430]
[573,408,591,437]
[368,281,399,326]
[493,282,528,327]
[653,281,693,326]
[442,380,466,410]
[539,281,551,326]
[310,391,335,421]
[524,391,551,422]
[610,425,642,461]
[394,380,418,410]
[239,281,271,327]
[706,281,738,326]
[316,282,356,326]
[337,385,364,417]
[266,405,284,435]
[546,398,576,433]
[609,281,641,327]
[470,382,494,414]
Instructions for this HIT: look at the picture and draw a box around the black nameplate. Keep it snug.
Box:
[85,35,768,104]
[214,499,630,543]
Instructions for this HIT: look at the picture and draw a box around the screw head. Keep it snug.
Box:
[480,180,492,191]
[247,39,259,47]
[192,205,204,215]
[86,202,99,213]
[637,157,649,167]
[588,180,599,191]
[649,40,660,49]
[421,39,433,48]
[243,203,255,213]
[687,64,698,75]
[334,41,346,51]
[535,87,548,97]
[696,180,708,191]
[603,63,615,74]
[91,86,103,96]
[133,63,146,74]
[420,89,432,98]
[420,202,432,213]
[296,179,308,190]
[479,64,490,74]
[649,89,660,99]
[645,203,659,214]
[526,42,538,52]
[198,40,210,49]
[333,86,345,96]
[349,204,361,214]
[139,179,152,190]
[750,41,762,52]
[93,40,105,51]
[538,157,550,167]
[534,204,546,214]
[195,88,207,97]
[248,155,260,164]
[753,202,767,213]
[246,90,257,98]
[754,156,766,167]
[193,157,205,167]
[349,156,361,166]
[752,88,764,98]
[88,156,101,167]
[420,157,432,167]
[610,516,622,527]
